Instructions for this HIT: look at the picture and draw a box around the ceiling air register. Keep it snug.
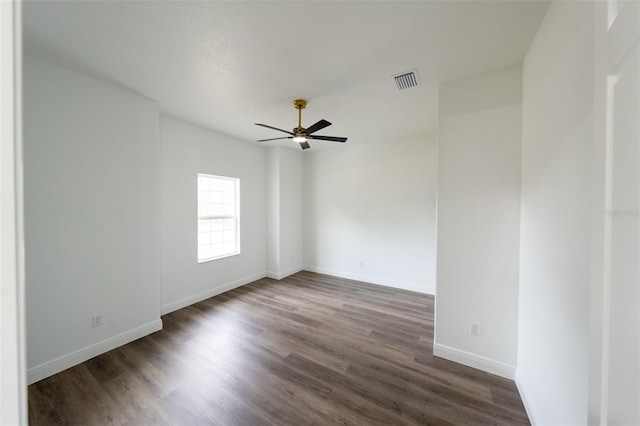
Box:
[392,69,420,90]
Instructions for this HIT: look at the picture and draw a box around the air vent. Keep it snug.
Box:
[392,69,420,90]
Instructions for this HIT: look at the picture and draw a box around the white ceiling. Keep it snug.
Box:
[23,0,549,150]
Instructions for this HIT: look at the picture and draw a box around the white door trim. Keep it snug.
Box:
[0,0,27,423]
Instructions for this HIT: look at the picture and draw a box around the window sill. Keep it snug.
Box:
[197,251,240,264]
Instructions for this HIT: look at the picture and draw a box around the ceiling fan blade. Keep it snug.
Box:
[308,135,347,143]
[305,119,331,135]
[299,141,311,150]
[255,123,294,135]
[257,137,293,142]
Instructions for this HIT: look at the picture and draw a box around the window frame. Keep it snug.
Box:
[196,173,240,263]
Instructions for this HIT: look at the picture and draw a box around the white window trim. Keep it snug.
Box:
[197,173,240,263]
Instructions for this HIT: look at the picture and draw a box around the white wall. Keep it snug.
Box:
[303,137,438,294]
[266,147,304,279]
[159,115,266,314]
[24,55,162,384]
[266,148,279,275]
[435,64,522,378]
[278,148,304,277]
[518,2,594,424]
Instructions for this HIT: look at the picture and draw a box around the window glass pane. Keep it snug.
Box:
[211,231,223,244]
[212,219,223,231]
[198,176,209,191]
[198,232,211,246]
[222,204,234,217]
[211,243,224,257]
[198,219,211,233]
[210,204,222,217]
[198,245,212,260]
[211,179,223,191]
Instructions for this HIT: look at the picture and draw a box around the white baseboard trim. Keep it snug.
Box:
[515,372,537,425]
[28,319,162,385]
[161,271,266,315]
[266,265,304,280]
[303,265,435,295]
[433,342,515,380]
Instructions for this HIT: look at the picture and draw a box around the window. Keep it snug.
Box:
[197,174,240,262]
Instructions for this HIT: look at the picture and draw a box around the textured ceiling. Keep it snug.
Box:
[23,1,549,150]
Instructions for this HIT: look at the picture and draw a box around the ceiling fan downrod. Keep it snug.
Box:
[293,99,307,132]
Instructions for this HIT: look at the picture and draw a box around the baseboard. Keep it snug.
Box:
[28,319,162,385]
[266,265,304,280]
[161,271,266,315]
[433,342,515,379]
[515,372,537,425]
[303,265,435,295]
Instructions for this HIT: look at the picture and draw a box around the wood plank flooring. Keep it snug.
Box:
[28,271,529,425]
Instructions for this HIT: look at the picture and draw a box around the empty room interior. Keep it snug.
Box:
[2,0,640,425]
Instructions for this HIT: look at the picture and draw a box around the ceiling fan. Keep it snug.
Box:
[255,99,348,150]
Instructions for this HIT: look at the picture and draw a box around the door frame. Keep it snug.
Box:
[0,0,27,423]
[590,0,640,423]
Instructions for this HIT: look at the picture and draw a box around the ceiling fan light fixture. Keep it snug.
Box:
[293,135,307,143]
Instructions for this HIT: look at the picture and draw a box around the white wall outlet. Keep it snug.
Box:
[92,315,102,328]
[469,322,480,336]
[359,261,364,268]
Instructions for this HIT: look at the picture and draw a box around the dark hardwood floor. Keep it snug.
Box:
[28,271,529,425]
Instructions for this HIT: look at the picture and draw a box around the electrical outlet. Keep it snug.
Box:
[92,315,102,328]
[469,322,480,336]
[360,261,364,268]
